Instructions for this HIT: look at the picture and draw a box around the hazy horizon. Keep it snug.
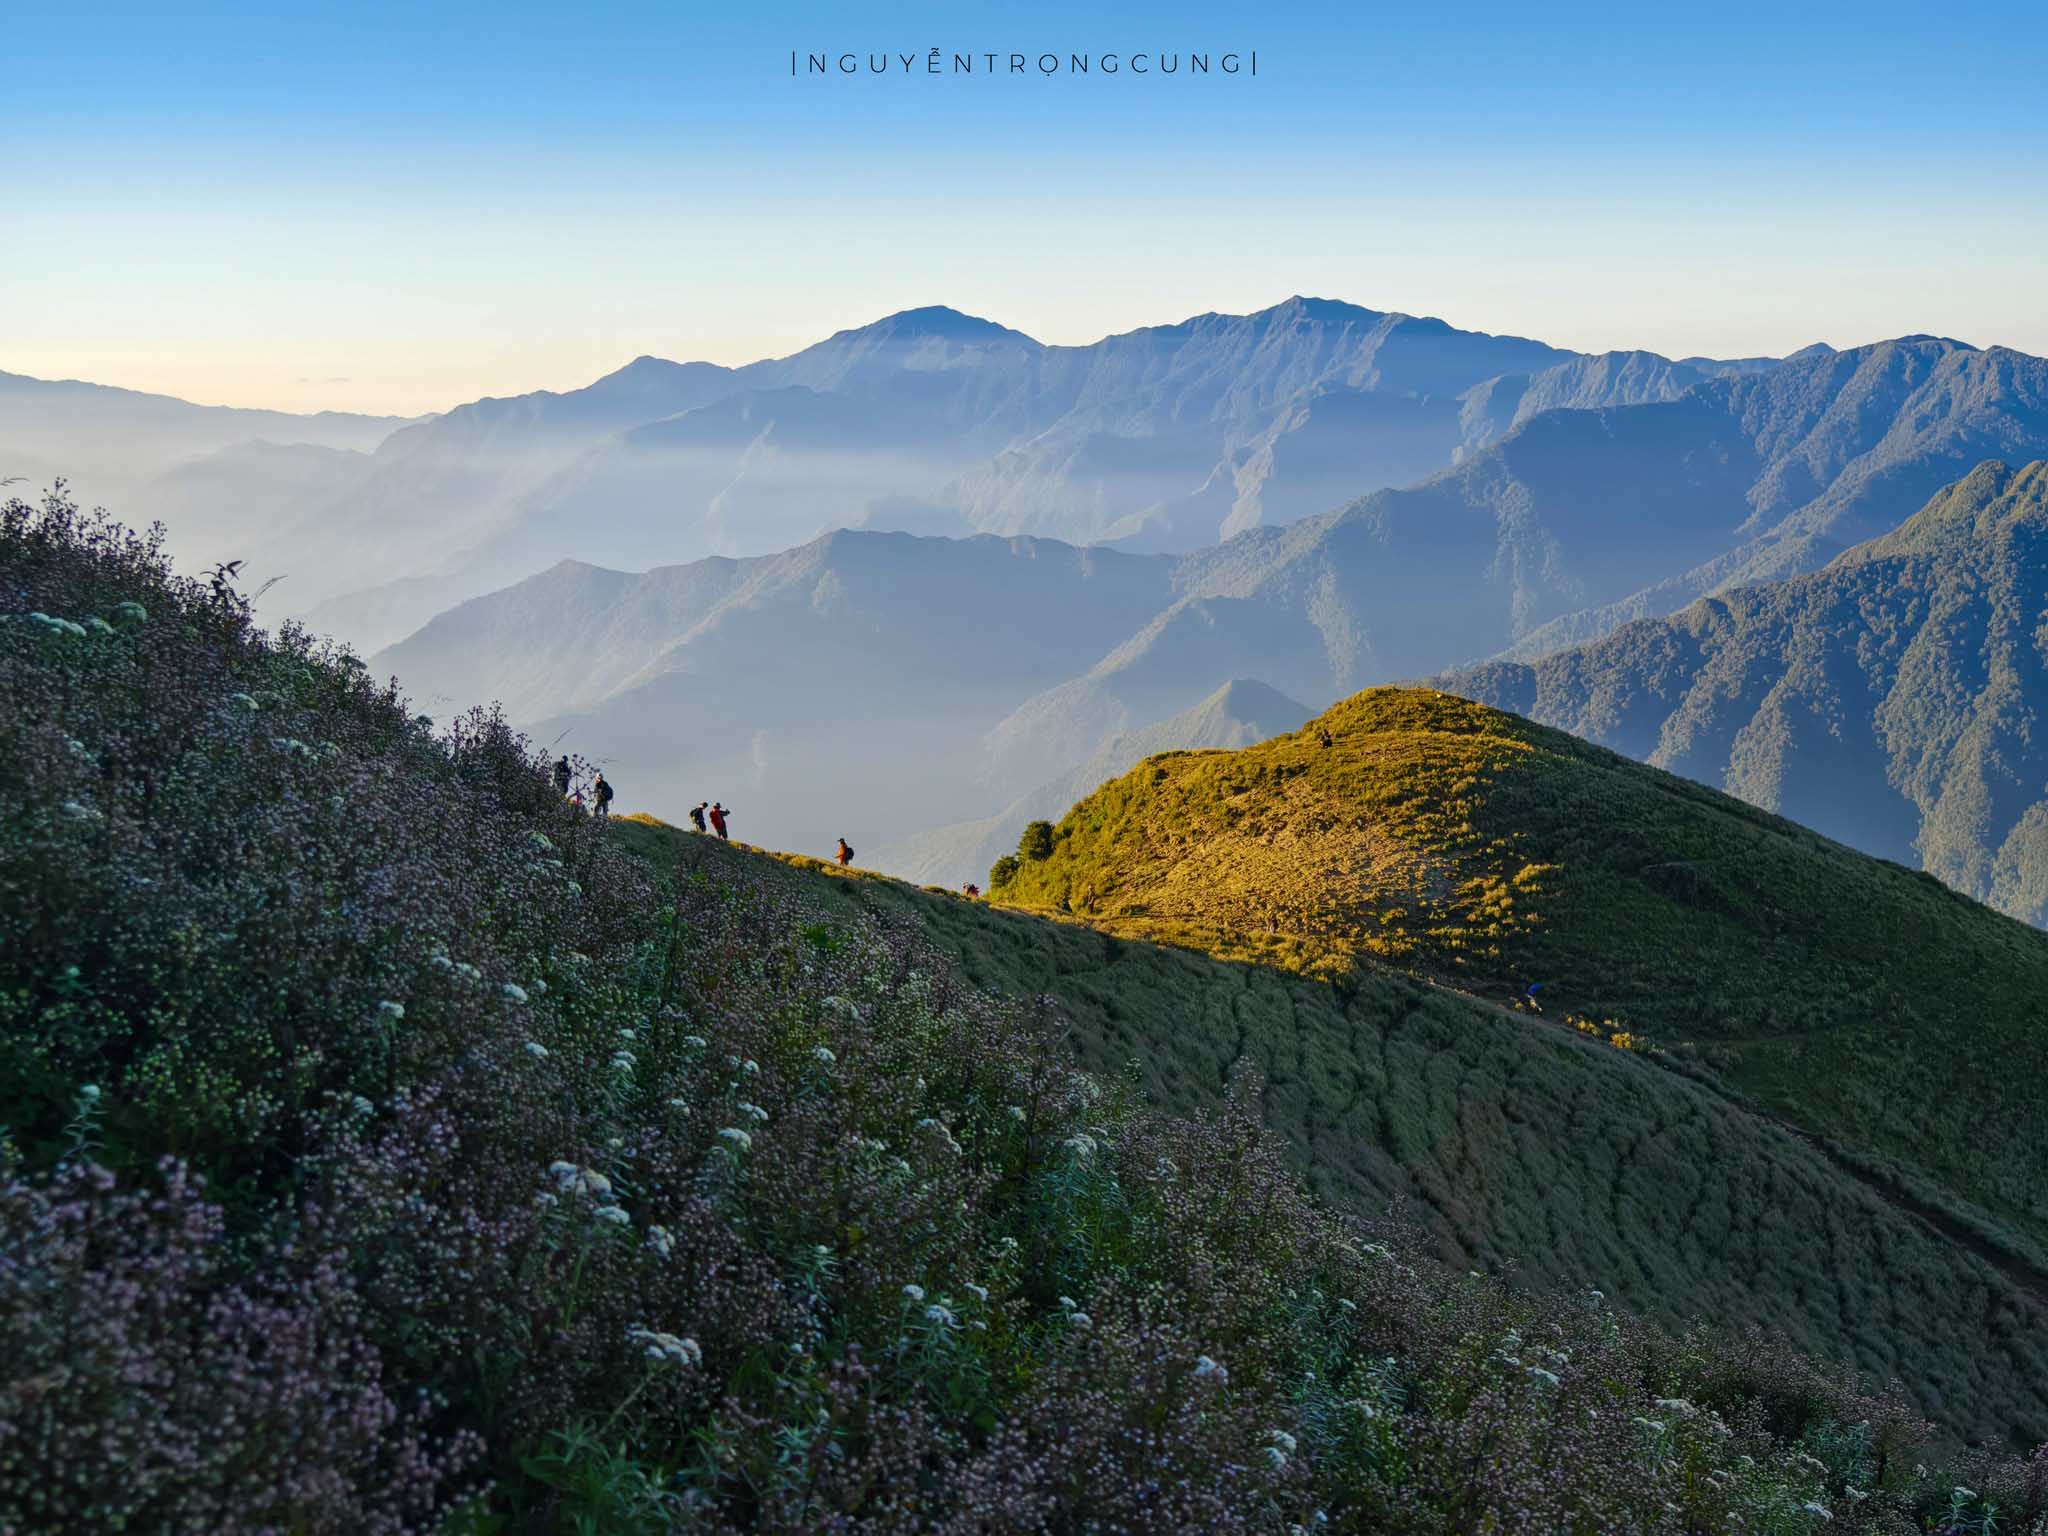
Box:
[6,301,2039,424]
[9,0,2047,416]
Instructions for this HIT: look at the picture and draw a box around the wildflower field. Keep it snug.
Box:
[4,491,2047,1532]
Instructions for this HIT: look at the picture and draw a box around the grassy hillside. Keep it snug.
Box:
[984,687,2048,1278]
[616,818,2048,1449]
[24,496,2048,1529]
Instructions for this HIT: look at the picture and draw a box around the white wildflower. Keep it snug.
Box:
[682,1034,708,1049]
[924,1303,957,1327]
[61,801,101,822]
[1264,1446,1288,1472]
[1068,1312,1092,1328]
[666,1097,689,1111]
[626,1327,701,1367]
[1194,1355,1228,1383]
[717,1127,752,1152]
[812,1045,835,1064]
[963,1282,989,1303]
[1007,1105,1026,1122]
[503,983,529,1004]
[646,1225,675,1256]
[1266,1429,1297,1453]
[611,1050,636,1072]
[1528,1366,1561,1388]
[549,1163,612,1198]
[525,1041,549,1059]
[1801,1502,1832,1521]
[592,1204,631,1227]
[736,1101,769,1122]
[902,1284,926,1302]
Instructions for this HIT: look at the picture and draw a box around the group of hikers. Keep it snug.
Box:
[551,756,741,842]
[553,756,615,819]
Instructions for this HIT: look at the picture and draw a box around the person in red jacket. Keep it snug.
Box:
[708,803,729,840]
[836,837,854,867]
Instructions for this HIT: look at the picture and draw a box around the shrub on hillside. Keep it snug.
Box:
[1018,819,1056,862]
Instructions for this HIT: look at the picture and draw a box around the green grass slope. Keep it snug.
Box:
[616,817,2048,1447]
[979,688,2048,1289]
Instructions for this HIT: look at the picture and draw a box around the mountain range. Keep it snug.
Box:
[1443,459,2048,925]
[14,298,1784,653]
[0,369,409,574]
[23,303,2048,914]
[364,350,2048,889]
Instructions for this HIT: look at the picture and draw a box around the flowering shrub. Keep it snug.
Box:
[2,489,2044,1532]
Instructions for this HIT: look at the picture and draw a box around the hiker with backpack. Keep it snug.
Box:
[708,803,729,840]
[689,802,709,834]
[836,837,854,868]
[553,756,572,797]
[593,773,614,821]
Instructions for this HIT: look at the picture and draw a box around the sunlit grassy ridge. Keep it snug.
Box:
[983,688,2048,1272]
[615,819,2048,1448]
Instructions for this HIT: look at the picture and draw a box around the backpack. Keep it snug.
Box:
[596,780,614,805]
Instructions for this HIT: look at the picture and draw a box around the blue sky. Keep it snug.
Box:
[6,0,2044,415]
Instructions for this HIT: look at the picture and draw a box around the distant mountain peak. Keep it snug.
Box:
[832,305,1041,347]
[1262,295,1387,324]
[585,355,733,394]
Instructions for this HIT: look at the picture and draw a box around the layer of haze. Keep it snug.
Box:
[6,0,2046,416]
